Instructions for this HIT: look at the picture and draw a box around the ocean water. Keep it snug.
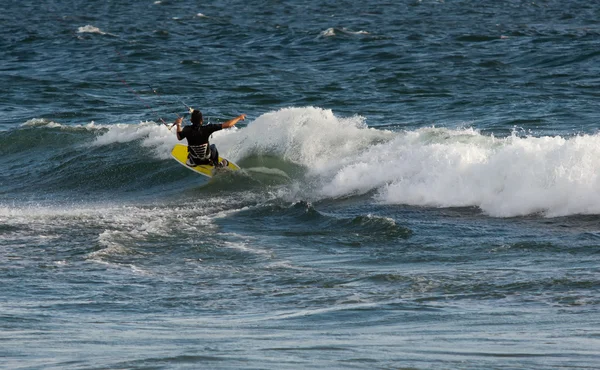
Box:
[1,0,600,368]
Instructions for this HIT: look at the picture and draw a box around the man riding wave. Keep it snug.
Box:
[174,109,246,167]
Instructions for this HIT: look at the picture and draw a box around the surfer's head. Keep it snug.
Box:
[190,109,203,125]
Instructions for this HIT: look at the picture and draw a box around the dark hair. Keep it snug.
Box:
[191,110,203,125]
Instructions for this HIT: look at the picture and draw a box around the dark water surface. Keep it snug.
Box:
[2,0,600,368]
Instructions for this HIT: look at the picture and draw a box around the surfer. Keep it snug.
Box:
[174,109,245,167]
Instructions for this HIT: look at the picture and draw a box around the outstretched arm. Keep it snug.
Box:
[221,114,246,129]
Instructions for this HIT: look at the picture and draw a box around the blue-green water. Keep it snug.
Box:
[2,1,600,368]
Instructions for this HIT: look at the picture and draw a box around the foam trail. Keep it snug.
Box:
[91,121,178,159]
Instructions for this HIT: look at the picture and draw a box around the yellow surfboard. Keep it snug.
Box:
[171,143,240,178]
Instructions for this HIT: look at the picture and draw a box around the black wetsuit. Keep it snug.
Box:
[177,123,222,166]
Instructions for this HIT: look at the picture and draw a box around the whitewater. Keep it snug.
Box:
[24,106,600,218]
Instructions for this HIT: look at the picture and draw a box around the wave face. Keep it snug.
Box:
[4,108,600,217]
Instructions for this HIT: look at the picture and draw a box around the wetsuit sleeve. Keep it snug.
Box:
[177,126,187,141]
[206,124,223,135]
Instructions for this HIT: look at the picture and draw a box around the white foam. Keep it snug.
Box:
[22,118,105,131]
[319,27,370,37]
[91,230,131,258]
[223,106,393,170]
[77,25,116,37]
[221,240,272,257]
[314,126,600,217]
[320,28,336,37]
[218,107,600,217]
[91,121,177,158]
[20,119,176,156]
[21,118,62,128]
[341,28,369,35]
[22,107,600,218]
[0,202,225,267]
